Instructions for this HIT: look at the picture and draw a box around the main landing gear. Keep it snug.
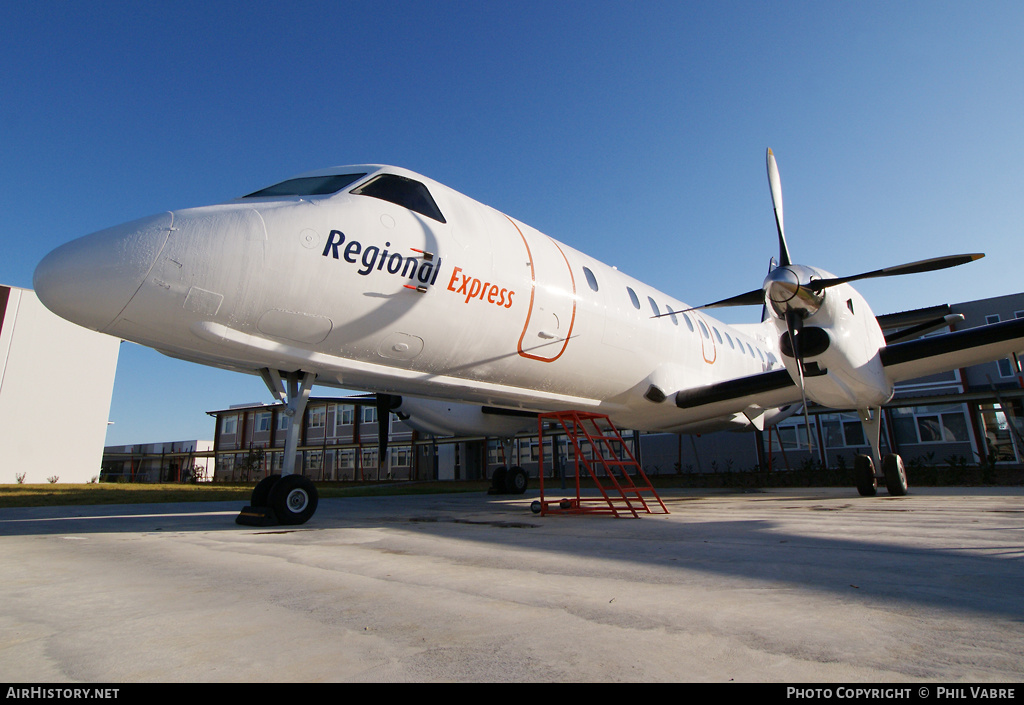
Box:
[236,369,321,526]
[489,466,529,495]
[854,407,908,497]
[488,438,529,495]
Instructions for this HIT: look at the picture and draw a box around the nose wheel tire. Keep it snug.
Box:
[268,474,319,525]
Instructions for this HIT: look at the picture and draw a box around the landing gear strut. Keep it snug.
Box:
[236,369,320,526]
[855,407,908,497]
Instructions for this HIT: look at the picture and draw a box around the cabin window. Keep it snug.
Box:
[713,327,724,344]
[724,331,735,349]
[648,297,660,317]
[243,173,367,198]
[352,174,446,223]
[627,287,641,310]
[682,314,694,332]
[698,319,710,339]
[583,267,599,292]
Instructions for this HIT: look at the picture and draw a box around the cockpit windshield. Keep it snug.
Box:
[242,173,367,199]
[351,174,447,223]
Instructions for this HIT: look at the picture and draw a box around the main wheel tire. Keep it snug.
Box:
[504,466,528,494]
[883,454,909,496]
[251,474,281,507]
[854,454,877,497]
[268,474,319,525]
[491,467,507,492]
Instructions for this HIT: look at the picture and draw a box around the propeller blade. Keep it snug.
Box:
[785,310,815,455]
[767,148,792,267]
[652,288,764,318]
[807,254,983,291]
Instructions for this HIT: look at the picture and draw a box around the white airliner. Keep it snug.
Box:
[33,150,1024,524]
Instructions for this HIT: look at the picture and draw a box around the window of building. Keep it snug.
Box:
[308,406,326,428]
[362,448,378,469]
[256,412,272,433]
[351,174,446,223]
[336,405,354,427]
[337,449,355,470]
[222,416,237,436]
[362,405,377,424]
[891,405,970,444]
[393,447,411,467]
[278,414,289,431]
[770,424,817,451]
[997,358,1016,377]
[306,451,323,471]
[819,413,867,448]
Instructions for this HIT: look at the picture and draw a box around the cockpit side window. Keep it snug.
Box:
[351,174,447,223]
[242,173,367,198]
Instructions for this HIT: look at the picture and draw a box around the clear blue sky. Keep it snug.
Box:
[3,1,1023,446]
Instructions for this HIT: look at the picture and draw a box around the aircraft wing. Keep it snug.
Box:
[672,318,1024,423]
[881,316,1024,383]
[673,368,801,423]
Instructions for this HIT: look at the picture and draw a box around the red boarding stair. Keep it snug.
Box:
[534,411,669,518]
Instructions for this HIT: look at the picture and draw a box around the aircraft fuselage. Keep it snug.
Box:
[36,166,789,433]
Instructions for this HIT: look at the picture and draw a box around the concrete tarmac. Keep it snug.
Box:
[1,487,1022,682]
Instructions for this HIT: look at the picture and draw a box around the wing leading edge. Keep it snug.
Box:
[880,316,1024,383]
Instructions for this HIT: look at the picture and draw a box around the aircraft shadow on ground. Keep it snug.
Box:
[1,492,1022,622]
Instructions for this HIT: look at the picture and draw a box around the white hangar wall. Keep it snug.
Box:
[0,285,120,484]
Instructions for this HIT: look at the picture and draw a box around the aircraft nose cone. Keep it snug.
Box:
[33,212,172,332]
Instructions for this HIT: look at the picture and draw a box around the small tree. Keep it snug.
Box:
[237,447,266,482]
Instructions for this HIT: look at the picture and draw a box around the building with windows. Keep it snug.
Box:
[101,440,214,483]
[207,397,448,482]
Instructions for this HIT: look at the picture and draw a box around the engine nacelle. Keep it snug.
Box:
[772,274,893,409]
